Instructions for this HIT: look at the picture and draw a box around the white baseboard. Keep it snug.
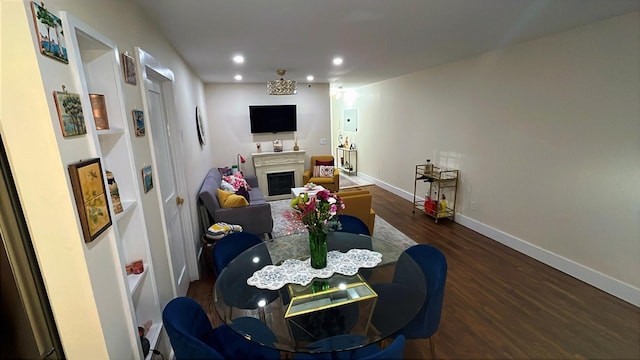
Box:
[360,173,640,308]
[358,173,411,201]
[456,215,640,307]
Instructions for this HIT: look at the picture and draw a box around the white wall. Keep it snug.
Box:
[204,83,332,174]
[332,12,640,305]
[1,1,111,358]
[1,0,209,357]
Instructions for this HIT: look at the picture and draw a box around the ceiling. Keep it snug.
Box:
[133,0,639,89]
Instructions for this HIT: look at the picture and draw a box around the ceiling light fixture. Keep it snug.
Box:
[333,57,343,66]
[267,69,297,95]
[234,74,242,81]
[233,55,244,64]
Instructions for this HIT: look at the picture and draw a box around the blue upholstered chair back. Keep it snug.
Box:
[163,297,225,360]
[213,231,279,309]
[163,297,281,360]
[293,334,405,360]
[361,335,406,360]
[395,244,447,339]
[337,214,371,236]
[212,231,263,276]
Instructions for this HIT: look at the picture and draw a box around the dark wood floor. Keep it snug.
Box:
[187,185,640,359]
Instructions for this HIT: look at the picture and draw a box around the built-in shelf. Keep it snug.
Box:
[62,11,162,359]
[144,323,162,360]
[96,127,125,137]
[127,266,148,295]
[115,201,137,221]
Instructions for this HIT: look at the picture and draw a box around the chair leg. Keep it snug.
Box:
[429,337,436,359]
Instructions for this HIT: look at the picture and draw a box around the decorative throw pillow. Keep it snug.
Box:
[315,159,334,166]
[218,167,232,176]
[235,185,250,203]
[222,174,252,191]
[220,179,235,192]
[313,165,334,178]
[217,188,249,208]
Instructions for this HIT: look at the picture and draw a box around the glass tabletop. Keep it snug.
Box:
[213,231,426,354]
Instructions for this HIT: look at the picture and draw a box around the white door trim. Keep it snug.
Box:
[135,48,198,294]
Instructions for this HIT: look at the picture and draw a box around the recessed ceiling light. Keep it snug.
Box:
[234,74,242,81]
[333,57,343,66]
[233,55,244,64]
[306,75,314,81]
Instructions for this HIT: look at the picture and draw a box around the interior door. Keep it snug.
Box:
[146,77,189,297]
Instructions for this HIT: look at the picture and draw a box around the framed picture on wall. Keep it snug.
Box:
[132,109,145,136]
[30,1,69,64]
[53,90,87,137]
[141,165,153,193]
[122,51,137,85]
[68,158,112,243]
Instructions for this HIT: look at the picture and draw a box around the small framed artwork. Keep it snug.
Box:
[30,1,69,64]
[122,51,137,85]
[68,158,112,243]
[141,165,153,193]
[132,109,145,136]
[53,90,87,137]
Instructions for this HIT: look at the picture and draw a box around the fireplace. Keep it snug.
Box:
[252,150,306,201]
[267,171,295,196]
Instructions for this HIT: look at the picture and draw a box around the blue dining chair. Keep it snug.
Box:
[212,231,279,309]
[288,305,360,345]
[212,231,264,276]
[162,296,280,360]
[293,334,406,360]
[371,244,447,359]
[337,214,371,236]
[358,335,406,360]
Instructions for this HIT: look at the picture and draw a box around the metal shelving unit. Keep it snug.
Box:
[336,147,357,175]
[412,164,459,222]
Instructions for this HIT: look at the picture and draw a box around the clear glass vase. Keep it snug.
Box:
[308,230,328,269]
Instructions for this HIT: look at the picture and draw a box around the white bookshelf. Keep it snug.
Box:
[61,12,162,359]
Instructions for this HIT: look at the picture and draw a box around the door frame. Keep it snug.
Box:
[135,48,198,292]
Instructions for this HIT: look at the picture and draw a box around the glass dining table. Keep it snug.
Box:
[213,231,426,355]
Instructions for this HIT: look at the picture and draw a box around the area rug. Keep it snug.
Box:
[269,199,417,250]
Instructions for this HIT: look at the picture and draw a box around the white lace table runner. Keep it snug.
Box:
[247,249,382,290]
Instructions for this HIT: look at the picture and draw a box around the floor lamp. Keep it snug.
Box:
[237,154,246,174]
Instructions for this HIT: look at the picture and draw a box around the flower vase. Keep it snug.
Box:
[311,279,330,293]
[309,231,328,269]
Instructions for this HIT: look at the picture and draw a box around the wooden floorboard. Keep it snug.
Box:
[187,185,640,359]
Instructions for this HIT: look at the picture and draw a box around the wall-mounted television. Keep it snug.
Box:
[249,105,297,134]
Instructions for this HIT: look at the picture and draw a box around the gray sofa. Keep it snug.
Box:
[197,168,273,239]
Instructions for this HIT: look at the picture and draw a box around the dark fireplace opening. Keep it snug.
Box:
[267,171,295,196]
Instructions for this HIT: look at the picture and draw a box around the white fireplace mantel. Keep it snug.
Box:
[252,150,306,201]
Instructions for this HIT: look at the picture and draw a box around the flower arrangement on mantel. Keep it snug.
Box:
[291,189,345,269]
